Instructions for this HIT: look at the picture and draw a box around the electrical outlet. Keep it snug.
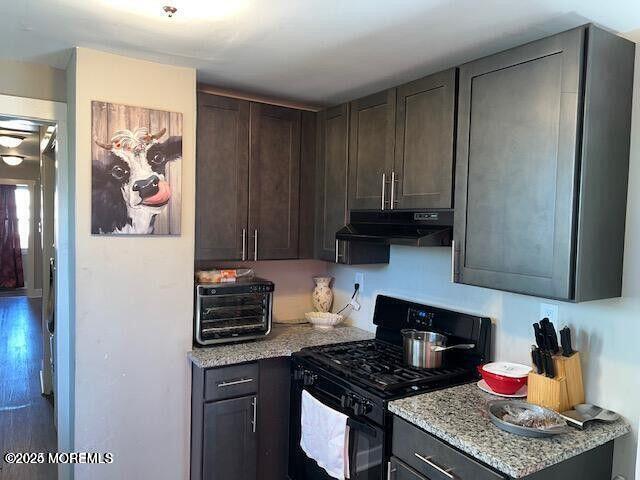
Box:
[354,272,364,292]
[539,303,559,324]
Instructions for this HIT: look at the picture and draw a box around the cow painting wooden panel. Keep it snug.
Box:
[91,101,183,235]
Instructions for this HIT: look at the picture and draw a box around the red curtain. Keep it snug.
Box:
[0,185,24,288]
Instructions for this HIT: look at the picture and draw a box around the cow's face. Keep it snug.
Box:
[97,128,172,209]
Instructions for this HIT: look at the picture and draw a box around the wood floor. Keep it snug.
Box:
[0,297,57,480]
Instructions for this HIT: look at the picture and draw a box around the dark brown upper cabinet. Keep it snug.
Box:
[196,94,249,261]
[454,25,634,301]
[348,89,396,210]
[394,68,456,209]
[248,103,301,260]
[315,104,350,262]
[196,93,312,262]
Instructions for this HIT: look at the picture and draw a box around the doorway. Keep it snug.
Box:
[0,116,57,479]
[0,94,70,480]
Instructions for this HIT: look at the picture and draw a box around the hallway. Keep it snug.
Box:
[0,297,56,480]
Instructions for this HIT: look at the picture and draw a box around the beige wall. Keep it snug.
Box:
[0,59,66,102]
[69,47,195,479]
[213,259,329,321]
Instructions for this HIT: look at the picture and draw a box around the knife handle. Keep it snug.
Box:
[560,327,574,357]
[543,352,555,378]
[531,346,544,374]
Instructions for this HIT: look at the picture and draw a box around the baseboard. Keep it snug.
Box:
[27,288,42,298]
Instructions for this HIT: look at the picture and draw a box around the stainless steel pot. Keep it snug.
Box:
[401,329,475,369]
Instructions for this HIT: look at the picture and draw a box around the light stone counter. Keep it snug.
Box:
[189,323,373,368]
[388,383,630,478]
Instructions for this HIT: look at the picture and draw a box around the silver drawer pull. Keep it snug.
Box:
[217,377,254,388]
[414,453,455,479]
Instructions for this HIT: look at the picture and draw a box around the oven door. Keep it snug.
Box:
[289,371,384,480]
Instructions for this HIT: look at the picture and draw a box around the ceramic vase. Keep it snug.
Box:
[312,276,334,313]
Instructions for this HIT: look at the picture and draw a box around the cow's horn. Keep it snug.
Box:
[147,128,166,141]
[94,139,112,150]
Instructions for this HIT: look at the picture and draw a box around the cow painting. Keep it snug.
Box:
[91,102,182,235]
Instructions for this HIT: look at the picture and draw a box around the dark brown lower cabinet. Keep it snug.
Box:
[388,457,426,479]
[191,358,291,480]
[392,416,614,480]
[202,396,257,480]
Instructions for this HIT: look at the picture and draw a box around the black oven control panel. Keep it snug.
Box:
[408,307,435,329]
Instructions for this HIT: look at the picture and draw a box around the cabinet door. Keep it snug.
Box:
[389,457,427,480]
[315,104,350,261]
[196,93,249,261]
[348,89,396,210]
[248,103,301,260]
[454,27,584,299]
[202,395,257,480]
[394,69,456,209]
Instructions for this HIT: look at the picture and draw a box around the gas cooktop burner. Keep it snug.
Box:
[303,339,472,393]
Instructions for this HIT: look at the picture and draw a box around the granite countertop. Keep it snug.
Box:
[388,383,630,478]
[189,323,374,368]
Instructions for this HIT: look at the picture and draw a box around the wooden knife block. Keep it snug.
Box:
[527,352,584,412]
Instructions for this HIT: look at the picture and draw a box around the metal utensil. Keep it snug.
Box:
[561,404,620,429]
[400,329,474,369]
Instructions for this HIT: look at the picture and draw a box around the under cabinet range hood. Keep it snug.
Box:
[336,210,453,247]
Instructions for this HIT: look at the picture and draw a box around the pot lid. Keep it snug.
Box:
[482,362,532,378]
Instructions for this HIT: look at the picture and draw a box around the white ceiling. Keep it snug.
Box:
[2,0,640,104]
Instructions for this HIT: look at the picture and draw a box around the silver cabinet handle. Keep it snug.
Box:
[414,453,455,479]
[241,228,247,261]
[216,377,254,388]
[254,229,258,261]
[451,240,456,283]
[251,397,257,433]
[387,461,396,479]
[335,239,344,264]
[390,170,398,209]
[381,173,387,210]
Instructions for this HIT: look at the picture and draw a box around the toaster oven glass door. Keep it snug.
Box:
[198,292,270,341]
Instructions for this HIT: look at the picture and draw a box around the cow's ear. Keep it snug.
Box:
[91,161,129,234]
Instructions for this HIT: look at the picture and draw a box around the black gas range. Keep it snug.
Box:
[289,295,492,480]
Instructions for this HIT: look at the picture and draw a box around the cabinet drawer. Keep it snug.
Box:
[389,457,427,480]
[393,417,505,480]
[204,363,259,401]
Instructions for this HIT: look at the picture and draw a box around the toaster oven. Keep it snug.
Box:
[194,277,274,346]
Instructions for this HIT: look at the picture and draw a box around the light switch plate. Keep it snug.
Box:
[539,303,559,324]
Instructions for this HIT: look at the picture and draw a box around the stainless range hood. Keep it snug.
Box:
[333,210,453,265]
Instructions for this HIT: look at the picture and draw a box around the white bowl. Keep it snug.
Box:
[305,312,344,329]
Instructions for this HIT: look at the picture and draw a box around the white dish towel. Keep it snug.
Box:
[300,389,350,479]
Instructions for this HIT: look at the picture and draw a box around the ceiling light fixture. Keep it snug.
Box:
[163,5,177,17]
[2,155,25,166]
[0,135,25,148]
